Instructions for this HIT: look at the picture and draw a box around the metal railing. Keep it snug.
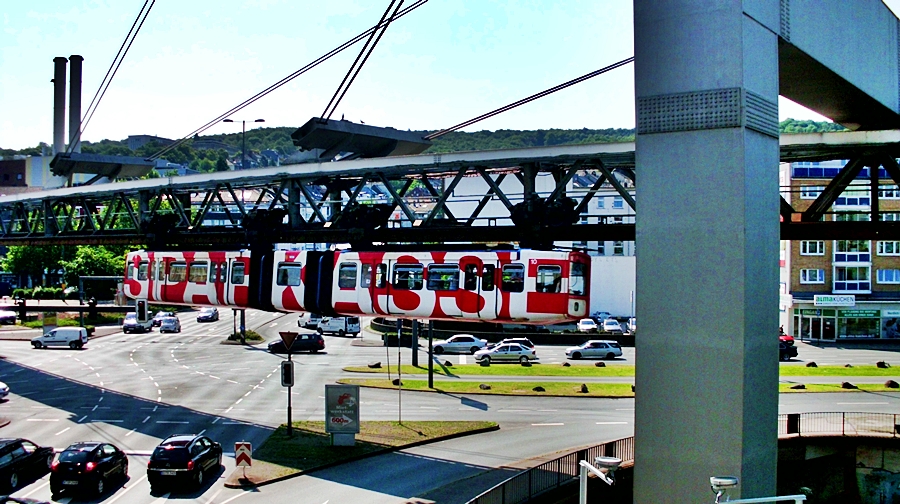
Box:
[467,412,899,504]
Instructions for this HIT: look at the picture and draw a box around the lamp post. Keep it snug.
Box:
[223,118,265,170]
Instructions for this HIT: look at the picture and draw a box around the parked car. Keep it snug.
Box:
[0,311,16,325]
[577,319,599,333]
[0,438,54,492]
[565,340,623,360]
[298,312,322,329]
[625,317,636,333]
[147,434,222,491]
[0,382,8,400]
[31,327,88,350]
[433,334,488,354]
[474,343,537,363]
[159,316,182,333]
[590,311,612,323]
[779,333,795,345]
[779,342,798,361]
[602,319,623,333]
[49,442,127,496]
[489,337,535,349]
[152,311,177,327]
[122,313,152,334]
[196,307,219,322]
[267,334,325,354]
[316,316,360,337]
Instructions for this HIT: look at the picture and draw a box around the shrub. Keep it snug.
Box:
[227,330,263,342]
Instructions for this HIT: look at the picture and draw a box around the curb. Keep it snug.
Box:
[0,417,10,429]
[223,424,500,489]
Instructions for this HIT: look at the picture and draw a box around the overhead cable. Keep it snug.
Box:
[322,0,403,122]
[70,0,155,153]
[150,0,428,160]
[424,56,635,140]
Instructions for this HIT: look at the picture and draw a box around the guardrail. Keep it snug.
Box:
[467,412,900,504]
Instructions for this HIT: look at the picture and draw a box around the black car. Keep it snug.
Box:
[779,342,798,361]
[147,434,222,491]
[0,438,54,492]
[196,307,219,322]
[267,334,325,354]
[49,442,127,496]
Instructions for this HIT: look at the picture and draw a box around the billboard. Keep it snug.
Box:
[325,384,360,434]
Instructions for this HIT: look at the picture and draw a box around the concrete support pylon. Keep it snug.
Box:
[633,1,780,502]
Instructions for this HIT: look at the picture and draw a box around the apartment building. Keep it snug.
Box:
[782,160,900,341]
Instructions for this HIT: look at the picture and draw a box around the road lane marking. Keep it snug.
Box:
[596,422,629,425]
[106,474,148,504]
[27,419,59,422]
[77,415,87,422]
[837,402,889,405]
[235,398,243,404]
[20,480,49,498]
[90,419,124,423]
[91,405,98,412]
[156,421,189,424]
[143,416,150,423]
[532,423,564,426]
[55,427,70,435]
[227,380,239,384]
[153,405,158,412]
[244,391,252,397]
[213,417,222,423]
[210,376,220,380]
[125,428,136,437]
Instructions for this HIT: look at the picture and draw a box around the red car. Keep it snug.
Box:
[779,333,794,345]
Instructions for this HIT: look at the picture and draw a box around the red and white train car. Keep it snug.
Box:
[125,248,590,324]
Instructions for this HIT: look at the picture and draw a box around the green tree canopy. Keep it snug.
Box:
[58,245,126,286]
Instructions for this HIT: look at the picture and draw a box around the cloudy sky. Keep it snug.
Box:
[1,1,897,150]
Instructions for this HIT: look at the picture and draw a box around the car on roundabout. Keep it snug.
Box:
[196,307,219,322]
[159,316,182,333]
[474,342,537,363]
[565,340,623,360]
[0,382,9,400]
[267,334,325,354]
[0,311,16,325]
[432,334,488,354]
[147,434,222,492]
[49,441,128,497]
[31,327,88,350]
[152,311,177,327]
[779,342,798,361]
[122,313,152,334]
[0,438,54,492]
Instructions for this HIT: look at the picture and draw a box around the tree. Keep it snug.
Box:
[58,246,125,286]
[1,245,65,286]
[215,157,230,172]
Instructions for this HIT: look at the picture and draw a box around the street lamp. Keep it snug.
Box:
[223,118,265,170]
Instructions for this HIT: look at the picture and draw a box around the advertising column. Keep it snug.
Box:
[325,384,360,446]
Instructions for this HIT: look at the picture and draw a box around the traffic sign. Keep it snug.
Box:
[235,442,252,467]
[279,331,298,350]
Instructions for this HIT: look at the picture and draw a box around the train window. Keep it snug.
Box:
[375,264,387,288]
[219,262,228,283]
[168,262,187,283]
[137,262,149,281]
[536,265,562,293]
[276,263,302,287]
[393,264,424,290]
[208,263,217,283]
[500,264,525,292]
[463,264,478,290]
[189,262,208,283]
[427,264,459,291]
[231,262,246,285]
[126,263,134,280]
[482,265,495,291]
[361,264,372,288]
[569,262,586,296]
[158,261,165,281]
[149,262,155,281]
[338,263,357,289]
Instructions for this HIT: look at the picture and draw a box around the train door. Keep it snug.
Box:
[498,261,527,320]
[227,257,250,307]
[459,257,497,320]
[387,261,428,318]
[426,262,463,319]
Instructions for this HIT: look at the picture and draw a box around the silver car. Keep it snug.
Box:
[159,316,181,333]
[474,343,537,363]
[432,334,488,355]
[565,340,623,360]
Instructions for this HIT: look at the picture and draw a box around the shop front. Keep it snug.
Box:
[792,303,900,341]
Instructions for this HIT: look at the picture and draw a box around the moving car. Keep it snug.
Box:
[432,334,488,354]
[49,442,127,496]
[31,327,88,349]
[267,334,325,354]
[779,342,798,361]
[0,311,16,325]
[474,343,537,363]
[122,313,152,334]
[0,382,8,400]
[565,340,623,360]
[577,319,598,333]
[152,311,178,327]
[147,434,222,491]
[159,316,182,333]
[0,438,54,492]
[298,312,322,329]
[602,319,623,333]
[316,316,360,337]
[196,307,219,322]
[779,333,795,345]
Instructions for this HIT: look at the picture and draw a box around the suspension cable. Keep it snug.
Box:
[150,0,428,160]
[424,56,634,140]
[70,0,155,153]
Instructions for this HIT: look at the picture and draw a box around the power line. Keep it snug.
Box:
[70,0,155,153]
[151,0,428,160]
[424,56,634,140]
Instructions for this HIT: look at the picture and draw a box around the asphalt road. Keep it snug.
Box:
[0,311,895,503]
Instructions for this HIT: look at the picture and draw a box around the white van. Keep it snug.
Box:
[316,316,361,337]
[298,313,322,330]
[31,327,88,349]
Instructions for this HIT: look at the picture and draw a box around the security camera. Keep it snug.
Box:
[595,456,623,470]
[710,476,739,502]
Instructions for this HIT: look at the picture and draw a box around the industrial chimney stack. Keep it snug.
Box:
[52,57,68,155]
[68,55,83,153]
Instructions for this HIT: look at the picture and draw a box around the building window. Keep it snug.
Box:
[800,269,825,284]
[597,242,605,255]
[880,184,900,199]
[597,198,605,209]
[878,241,900,256]
[834,266,870,292]
[800,241,824,255]
[835,212,870,222]
[834,240,870,263]
[612,197,624,209]
[800,185,824,199]
[612,216,623,224]
[613,241,624,256]
[880,213,900,221]
[877,269,900,284]
[834,187,870,207]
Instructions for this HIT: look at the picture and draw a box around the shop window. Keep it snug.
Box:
[426,264,459,291]
[338,263,357,289]
[834,266,870,292]
[800,185,824,199]
[880,213,900,221]
[800,269,825,284]
[800,241,824,255]
[838,316,879,338]
[877,269,900,284]
[877,241,900,256]
[276,263,302,287]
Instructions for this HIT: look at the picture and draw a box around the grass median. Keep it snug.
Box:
[338,377,635,397]
[227,420,497,487]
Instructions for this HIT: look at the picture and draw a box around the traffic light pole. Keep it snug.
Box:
[287,351,293,437]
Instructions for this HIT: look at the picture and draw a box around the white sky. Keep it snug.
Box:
[1,1,899,150]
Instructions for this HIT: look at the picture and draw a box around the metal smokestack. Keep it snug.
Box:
[52,56,68,155]
[68,55,83,153]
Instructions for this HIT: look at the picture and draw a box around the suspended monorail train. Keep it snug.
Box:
[123,248,590,324]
